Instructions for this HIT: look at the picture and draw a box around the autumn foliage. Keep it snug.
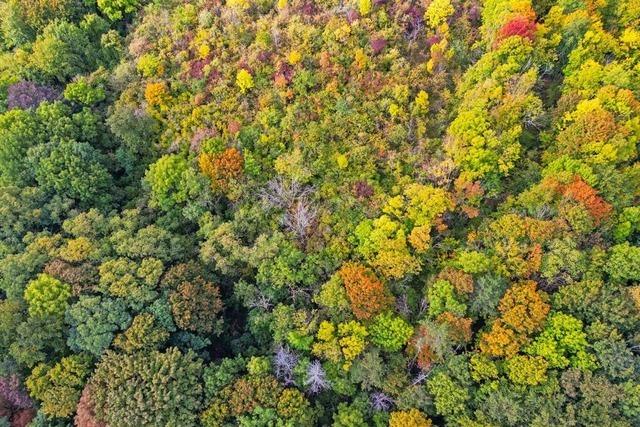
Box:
[480,281,549,357]
[437,267,474,295]
[561,177,613,224]
[338,263,393,320]
[198,147,244,192]
[498,16,537,42]
[1,0,640,425]
[74,385,106,427]
[169,277,223,334]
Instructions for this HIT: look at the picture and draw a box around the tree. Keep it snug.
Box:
[144,154,190,212]
[90,348,203,427]
[0,375,33,422]
[479,319,524,358]
[497,281,549,334]
[112,313,169,353]
[479,281,549,357]
[26,354,92,418]
[469,274,508,318]
[74,384,106,427]
[0,0,83,47]
[63,73,107,106]
[198,147,244,194]
[236,69,254,93]
[312,320,368,371]
[526,312,596,370]
[314,274,351,319]
[304,360,330,394]
[561,177,612,224]
[332,401,367,427]
[337,263,393,320]
[9,316,67,368]
[0,299,23,357]
[427,279,467,318]
[201,374,289,426]
[66,295,131,356]
[445,31,542,191]
[504,355,548,385]
[369,312,413,352]
[606,243,640,281]
[498,17,536,42]
[24,273,71,318]
[425,0,454,29]
[29,20,98,83]
[98,257,162,309]
[30,139,112,207]
[276,388,313,424]
[7,81,59,110]
[389,409,432,427]
[354,216,420,279]
[170,277,223,335]
[0,109,42,187]
[427,372,470,419]
[97,0,141,21]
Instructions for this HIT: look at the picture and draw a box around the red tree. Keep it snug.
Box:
[74,385,106,427]
[498,17,536,42]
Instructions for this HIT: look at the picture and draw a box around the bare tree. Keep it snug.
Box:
[305,360,330,394]
[370,391,394,412]
[282,200,317,242]
[274,346,298,386]
[260,177,317,242]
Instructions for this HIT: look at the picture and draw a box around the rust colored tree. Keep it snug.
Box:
[337,263,393,320]
[562,177,613,224]
[170,277,223,335]
[74,385,106,427]
[199,147,244,193]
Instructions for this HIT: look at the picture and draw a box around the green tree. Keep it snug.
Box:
[0,109,42,186]
[606,243,640,281]
[526,312,596,370]
[427,279,467,318]
[29,20,98,82]
[369,312,413,352]
[24,273,71,318]
[9,315,67,368]
[98,0,141,21]
[26,354,92,418]
[427,372,470,419]
[66,295,131,356]
[144,154,190,212]
[98,257,162,309]
[30,139,112,207]
[90,348,204,427]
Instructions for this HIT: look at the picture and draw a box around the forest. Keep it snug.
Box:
[0,0,639,425]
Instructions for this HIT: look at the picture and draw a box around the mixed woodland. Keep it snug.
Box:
[1,0,640,425]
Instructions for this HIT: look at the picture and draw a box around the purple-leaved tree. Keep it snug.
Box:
[7,81,59,110]
[0,375,33,409]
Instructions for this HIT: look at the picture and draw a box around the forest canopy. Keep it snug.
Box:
[1,0,640,426]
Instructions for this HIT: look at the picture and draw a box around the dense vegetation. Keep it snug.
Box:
[1,0,640,425]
